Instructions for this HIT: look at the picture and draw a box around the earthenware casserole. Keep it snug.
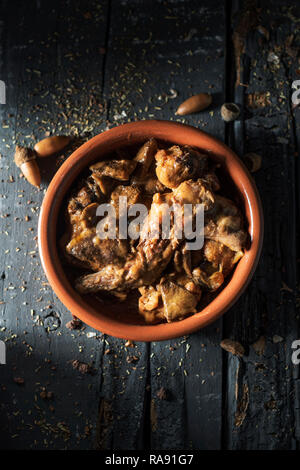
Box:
[38,120,263,341]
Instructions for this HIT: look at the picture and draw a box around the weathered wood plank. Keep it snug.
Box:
[1,0,299,451]
[97,0,227,450]
[96,340,149,450]
[224,0,300,450]
[103,0,227,450]
[0,0,109,449]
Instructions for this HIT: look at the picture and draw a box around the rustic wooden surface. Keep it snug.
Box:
[0,0,299,450]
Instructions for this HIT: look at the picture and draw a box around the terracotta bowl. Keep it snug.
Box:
[38,120,263,341]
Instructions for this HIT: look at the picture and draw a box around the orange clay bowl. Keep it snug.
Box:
[38,120,263,341]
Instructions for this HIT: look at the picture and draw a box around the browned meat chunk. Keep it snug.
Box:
[75,178,213,294]
[155,145,208,189]
[131,139,165,194]
[159,279,198,322]
[143,176,165,194]
[90,159,137,181]
[203,239,242,276]
[138,285,165,324]
[204,195,248,252]
[75,234,174,294]
[110,185,141,218]
[172,179,215,210]
[192,266,224,291]
[65,194,128,271]
[138,274,201,323]
[66,230,128,272]
[67,185,96,217]
[201,172,220,191]
[63,140,248,324]
[191,241,242,292]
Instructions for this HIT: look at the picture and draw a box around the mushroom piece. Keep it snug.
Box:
[134,138,158,180]
[91,173,117,197]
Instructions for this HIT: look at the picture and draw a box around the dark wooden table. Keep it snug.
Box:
[0,0,299,450]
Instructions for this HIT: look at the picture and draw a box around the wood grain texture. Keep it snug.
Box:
[0,0,109,449]
[223,0,300,450]
[101,0,226,450]
[0,0,299,450]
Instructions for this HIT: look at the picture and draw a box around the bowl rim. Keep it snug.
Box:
[38,120,264,341]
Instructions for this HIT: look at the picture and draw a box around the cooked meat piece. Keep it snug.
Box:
[66,183,102,238]
[138,273,201,323]
[64,142,247,325]
[138,285,165,324]
[85,175,104,200]
[75,178,214,294]
[68,185,96,215]
[144,175,165,194]
[181,244,192,276]
[135,139,157,164]
[134,138,158,180]
[183,280,202,298]
[159,279,198,322]
[192,266,224,291]
[75,243,174,293]
[110,185,141,218]
[65,190,129,272]
[138,285,160,310]
[203,239,243,276]
[131,174,166,195]
[75,230,174,293]
[167,272,202,299]
[202,172,220,191]
[91,173,117,197]
[173,243,192,276]
[90,159,137,181]
[204,195,248,252]
[78,203,98,229]
[66,229,128,272]
[173,179,215,210]
[155,145,208,189]
[191,240,242,292]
